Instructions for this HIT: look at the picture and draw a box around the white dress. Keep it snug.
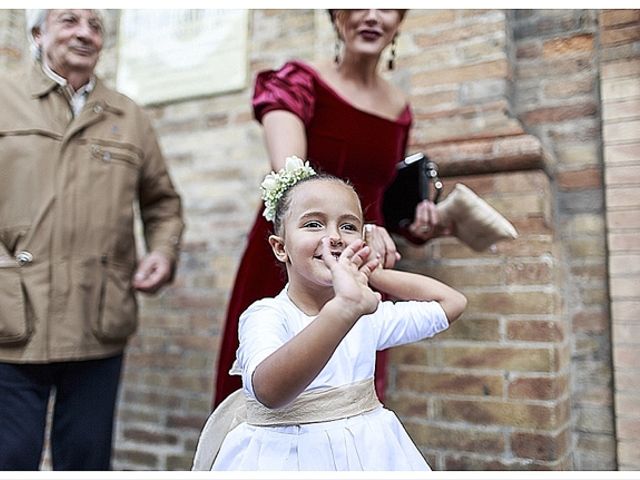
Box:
[212,286,450,471]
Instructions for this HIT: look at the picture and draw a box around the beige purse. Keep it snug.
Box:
[437,183,518,252]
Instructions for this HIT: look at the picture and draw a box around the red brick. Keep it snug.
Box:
[411,90,458,111]
[438,317,501,341]
[441,346,561,372]
[396,369,504,397]
[601,25,640,46]
[517,42,542,59]
[511,429,570,461]
[407,423,505,453]
[123,428,179,445]
[412,59,509,87]
[465,291,557,315]
[402,9,456,29]
[385,391,429,418]
[572,309,610,333]
[425,264,504,287]
[166,455,195,471]
[600,10,640,28]
[440,398,569,429]
[518,57,593,80]
[416,20,505,47]
[508,375,568,401]
[505,261,553,284]
[570,263,607,281]
[556,167,602,190]
[544,78,594,99]
[444,454,557,470]
[507,320,564,342]
[388,343,428,366]
[522,103,598,124]
[542,34,594,57]
[113,449,159,468]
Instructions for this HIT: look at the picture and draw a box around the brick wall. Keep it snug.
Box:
[510,10,618,470]
[388,9,572,470]
[0,9,633,471]
[392,169,571,469]
[599,9,640,471]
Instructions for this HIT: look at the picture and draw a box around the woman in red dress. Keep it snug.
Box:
[214,9,443,407]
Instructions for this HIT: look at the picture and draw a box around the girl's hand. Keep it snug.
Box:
[363,224,400,269]
[322,237,381,317]
[407,199,454,242]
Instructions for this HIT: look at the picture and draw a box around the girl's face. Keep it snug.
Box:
[334,9,403,61]
[269,179,364,291]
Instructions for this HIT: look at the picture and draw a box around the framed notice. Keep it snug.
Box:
[116,9,248,105]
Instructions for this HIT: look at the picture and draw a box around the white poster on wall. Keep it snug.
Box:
[116,9,248,105]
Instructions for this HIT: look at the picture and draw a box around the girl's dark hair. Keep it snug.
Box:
[272,173,357,236]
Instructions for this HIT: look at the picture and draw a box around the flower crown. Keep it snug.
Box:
[261,156,317,222]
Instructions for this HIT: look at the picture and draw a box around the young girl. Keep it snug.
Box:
[193,157,467,471]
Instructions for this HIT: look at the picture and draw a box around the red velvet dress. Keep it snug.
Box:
[214,60,412,407]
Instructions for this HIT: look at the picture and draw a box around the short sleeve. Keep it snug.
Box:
[252,61,316,126]
[236,300,291,398]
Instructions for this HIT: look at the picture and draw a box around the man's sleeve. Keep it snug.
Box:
[137,111,185,276]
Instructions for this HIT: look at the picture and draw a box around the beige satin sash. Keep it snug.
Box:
[191,377,381,471]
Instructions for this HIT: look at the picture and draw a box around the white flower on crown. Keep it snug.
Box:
[261,156,317,222]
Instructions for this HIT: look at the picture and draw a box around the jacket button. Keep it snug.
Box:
[103,152,112,161]
[15,251,33,266]
[94,104,104,114]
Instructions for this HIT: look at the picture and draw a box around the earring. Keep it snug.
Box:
[334,33,341,65]
[388,35,397,71]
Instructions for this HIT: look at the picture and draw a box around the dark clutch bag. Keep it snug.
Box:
[382,153,442,233]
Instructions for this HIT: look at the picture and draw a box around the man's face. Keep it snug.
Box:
[35,10,104,79]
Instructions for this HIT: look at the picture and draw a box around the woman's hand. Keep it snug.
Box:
[363,224,400,269]
[407,199,454,243]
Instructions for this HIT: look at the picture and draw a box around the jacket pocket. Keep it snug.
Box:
[93,263,138,342]
[0,268,32,344]
[90,142,141,170]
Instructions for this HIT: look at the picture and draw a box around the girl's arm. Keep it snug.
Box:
[252,239,379,409]
[251,298,362,409]
[368,268,467,325]
[261,110,307,171]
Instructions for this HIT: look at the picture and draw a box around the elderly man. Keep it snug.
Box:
[0,10,184,470]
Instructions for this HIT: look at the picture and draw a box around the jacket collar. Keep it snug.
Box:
[28,61,125,116]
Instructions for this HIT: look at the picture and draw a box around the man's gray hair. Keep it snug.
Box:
[26,9,106,60]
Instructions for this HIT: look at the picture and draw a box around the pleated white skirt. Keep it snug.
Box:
[211,406,430,471]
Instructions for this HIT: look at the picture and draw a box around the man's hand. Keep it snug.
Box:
[132,251,173,294]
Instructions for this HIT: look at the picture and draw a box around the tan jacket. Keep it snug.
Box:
[0,62,184,362]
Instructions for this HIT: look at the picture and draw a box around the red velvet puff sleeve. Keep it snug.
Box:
[252,61,316,127]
